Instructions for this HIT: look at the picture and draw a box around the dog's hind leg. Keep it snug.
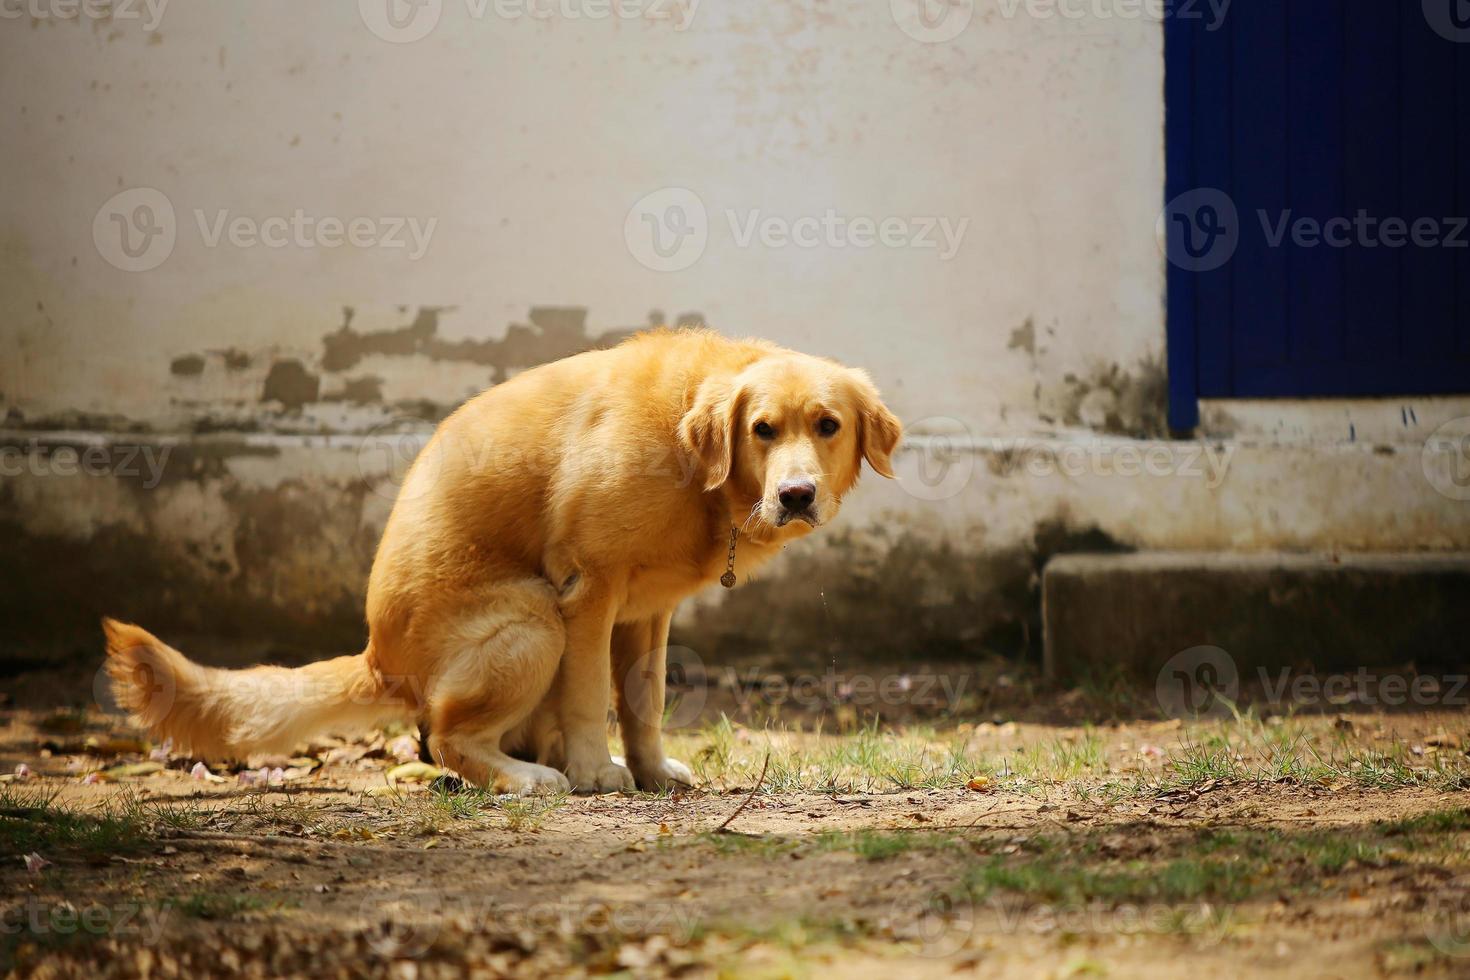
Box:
[421,580,570,794]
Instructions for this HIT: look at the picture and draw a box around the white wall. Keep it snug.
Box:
[2,1,1467,656]
[0,0,1165,430]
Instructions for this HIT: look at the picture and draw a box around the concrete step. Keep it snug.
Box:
[1042,551,1470,688]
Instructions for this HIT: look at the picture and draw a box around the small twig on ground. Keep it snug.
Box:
[952,805,1039,829]
[715,752,770,834]
[160,829,359,851]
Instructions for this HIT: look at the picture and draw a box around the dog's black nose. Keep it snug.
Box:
[777,480,816,512]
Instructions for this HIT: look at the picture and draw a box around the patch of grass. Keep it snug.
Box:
[1382,807,1470,838]
[374,779,568,836]
[676,913,891,971]
[958,819,1444,913]
[672,716,994,795]
[1154,721,1470,796]
[495,792,568,833]
[145,800,214,831]
[1014,731,1106,783]
[669,711,1470,801]
[965,852,1259,906]
[695,832,800,857]
[1379,940,1457,973]
[0,786,152,858]
[692,829,961,862]
[810,829,962,861]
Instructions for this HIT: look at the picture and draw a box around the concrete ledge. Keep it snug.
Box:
[1042,551,1470,683]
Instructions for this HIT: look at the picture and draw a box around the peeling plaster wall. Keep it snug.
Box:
[2,4,1468,666]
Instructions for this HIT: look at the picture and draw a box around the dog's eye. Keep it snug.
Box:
[818,418,840,437]
[753,421,776,440]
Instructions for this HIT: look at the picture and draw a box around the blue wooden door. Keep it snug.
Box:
[1166,1,1470,430]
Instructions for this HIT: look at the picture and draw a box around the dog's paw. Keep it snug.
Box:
[496,761,571,796]
[632,756,695,792]
[565,760,635,794]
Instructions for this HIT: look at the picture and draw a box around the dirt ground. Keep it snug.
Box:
[2,665,1469,979]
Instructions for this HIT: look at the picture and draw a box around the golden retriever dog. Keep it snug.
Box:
[103,330,901,793]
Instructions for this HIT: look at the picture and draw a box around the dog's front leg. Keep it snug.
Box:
[613,611,695,792]
[558,589,636,794]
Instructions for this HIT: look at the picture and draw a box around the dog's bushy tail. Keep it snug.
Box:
[102,618,412,760]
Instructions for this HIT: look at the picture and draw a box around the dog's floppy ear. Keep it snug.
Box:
[679,377,740,491]
[850,369,901,479]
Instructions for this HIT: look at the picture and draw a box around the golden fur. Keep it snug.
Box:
[105,330,901,792]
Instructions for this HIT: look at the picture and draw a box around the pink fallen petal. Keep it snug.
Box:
[149,739,175,762]
[388,735,419,762]
[14,764,31,780]
[238,769,260,786]
[24,853,50,875]
[190,762,211,781]
[269,767,285,784]
[1139,744,1165,760]
[82,772,102,785]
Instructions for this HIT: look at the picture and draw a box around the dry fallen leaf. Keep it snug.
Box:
[386,761,443,785]
[966,777,992,792]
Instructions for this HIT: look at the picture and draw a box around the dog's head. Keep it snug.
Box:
[679,353,901,536]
